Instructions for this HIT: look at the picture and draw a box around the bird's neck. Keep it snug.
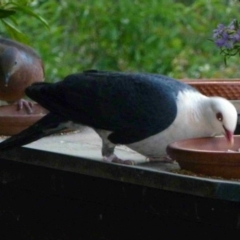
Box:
[176,91,215,136]
[177,90,208,120]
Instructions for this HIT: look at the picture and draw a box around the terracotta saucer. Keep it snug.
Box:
[167,136,240,179]
[0,103,48,136]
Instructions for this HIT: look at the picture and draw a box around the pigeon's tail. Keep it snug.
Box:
[0,113,69,150]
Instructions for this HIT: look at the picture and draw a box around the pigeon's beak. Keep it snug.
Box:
[224,127,234,146]
[4,73,10,87]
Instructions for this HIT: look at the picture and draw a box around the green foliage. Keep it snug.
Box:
[3,0,240,81]
[0,0,48,43]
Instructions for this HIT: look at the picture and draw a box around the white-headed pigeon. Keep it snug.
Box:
[0,70,237,164]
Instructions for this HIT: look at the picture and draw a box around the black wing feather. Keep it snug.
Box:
[25,70,189,144]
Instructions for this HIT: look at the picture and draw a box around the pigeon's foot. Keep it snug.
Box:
[103,154,135,165]
[148,155,174,163]
[15,99,34,114]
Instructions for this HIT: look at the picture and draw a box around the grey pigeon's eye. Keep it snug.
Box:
[216,112,223,121]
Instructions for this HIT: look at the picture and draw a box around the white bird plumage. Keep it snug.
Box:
[109,90,238,160]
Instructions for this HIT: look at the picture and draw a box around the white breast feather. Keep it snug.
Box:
[127,90,215,157]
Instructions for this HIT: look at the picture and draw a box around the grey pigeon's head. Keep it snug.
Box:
[0,47,21,86]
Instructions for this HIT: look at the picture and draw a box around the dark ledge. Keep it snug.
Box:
[0,145,240,203]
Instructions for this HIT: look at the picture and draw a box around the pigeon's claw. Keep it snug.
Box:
[103,154,135,165]
[15,99,34,114]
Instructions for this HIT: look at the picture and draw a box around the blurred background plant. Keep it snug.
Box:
[1,0,240,82]
[0,0,48,42]
[212,19,240,64]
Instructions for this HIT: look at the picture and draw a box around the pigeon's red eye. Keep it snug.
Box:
[216,112,223,121]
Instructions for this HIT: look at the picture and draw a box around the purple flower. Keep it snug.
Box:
[215,38,233,48]
[213,24,225,39]
[232,29,240,43]
[213,25,233,48]
[212,19,240,62]
[212,20,240,49]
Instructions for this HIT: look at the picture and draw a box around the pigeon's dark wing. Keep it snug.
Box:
[25,70,191,144]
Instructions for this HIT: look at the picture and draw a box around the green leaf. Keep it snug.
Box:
[0,19,29,43]
[8,15,18,26]
[10,3,49,29]
[0,9,16,18]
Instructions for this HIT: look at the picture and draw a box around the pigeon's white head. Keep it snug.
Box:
[206,97,237,145]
